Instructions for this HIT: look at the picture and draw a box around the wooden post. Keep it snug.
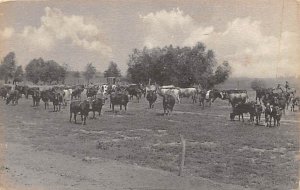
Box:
[178,135,186,176]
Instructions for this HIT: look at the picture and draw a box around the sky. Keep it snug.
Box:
[0,0,299,78]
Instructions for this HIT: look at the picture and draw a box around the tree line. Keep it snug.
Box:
[127,42,231,88]
[1,41,231,87]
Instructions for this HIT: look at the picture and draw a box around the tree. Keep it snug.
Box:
[127,43,231,88]
[25,58,66,84]
[25,58,43,84]
[251,79,266,90]
[104,61,121,78]
[0,52,17,83]
[83,63,96,84]
[13,65,24,83]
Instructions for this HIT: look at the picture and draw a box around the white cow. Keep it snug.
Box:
[63,89,73,106]
[157,87,180,103]
[178,87,197,103]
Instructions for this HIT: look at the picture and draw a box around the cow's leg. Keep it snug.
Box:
[120,105,122,110]
[93,111,95,119]
[74,114,77,124]
[82,115,86,125]
[69,113,72,122]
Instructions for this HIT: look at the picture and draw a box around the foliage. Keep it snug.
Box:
[251,79,266,90]
[13,65,24,83]
[0,52,17,83]
[127,43,231,88]
[83,63,96,84]
[104,61,121,78]
[25,58,66,84]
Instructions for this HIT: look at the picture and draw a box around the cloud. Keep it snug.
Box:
[0,27,14,39]
[20,7,112,55]
[140,9,299,77]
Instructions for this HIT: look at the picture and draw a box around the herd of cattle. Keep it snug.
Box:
[0,82,298,127]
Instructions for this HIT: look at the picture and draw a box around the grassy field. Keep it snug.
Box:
[1,88,299,190]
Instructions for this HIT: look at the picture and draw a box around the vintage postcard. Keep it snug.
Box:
[0,0,299,189]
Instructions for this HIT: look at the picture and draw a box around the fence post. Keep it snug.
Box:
[178,135,186,176]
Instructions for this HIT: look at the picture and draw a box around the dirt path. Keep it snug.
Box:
[0,142,251,190]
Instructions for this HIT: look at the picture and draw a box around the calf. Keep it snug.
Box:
[69,100,91,125]
[230,102,255,122]
[110,92,129,112]
[146,90,157,108]
[162,94,175,116]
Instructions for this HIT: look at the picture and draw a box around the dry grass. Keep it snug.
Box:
[1,90,299,190]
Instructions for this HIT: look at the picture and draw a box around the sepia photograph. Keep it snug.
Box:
[0,0,299,189]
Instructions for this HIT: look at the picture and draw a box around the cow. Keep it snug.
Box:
[273,96,287,114]
[15,85,29,98]
[71,85,84,100]
[146,90,157,108]
[198,89,222,108]
[69,100,91,125]
[27,87,40,99]
[178,88,197,103]
[41,90,50,109]
[32,89,41,107]
[63,89,73,106]
[6,90,20,105]
[86,86,98,98]
[98,84,108,95]
[198,90,206,109]
[270,106,283,127]
[230,102,255,122]
[253,104,263,125]
[286,87,296,95]
[291,96,299,112]
[0,87,8,100]
[41,90,63,111]
[227,90,248,107]
[157,87,180,103]
[90,97,106,118]
[110,92,129,112]
[127,84,142,103]
[162,94,175,116]
[255,88,273,104]
[145,85,157,95]
[52,91,63,112]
